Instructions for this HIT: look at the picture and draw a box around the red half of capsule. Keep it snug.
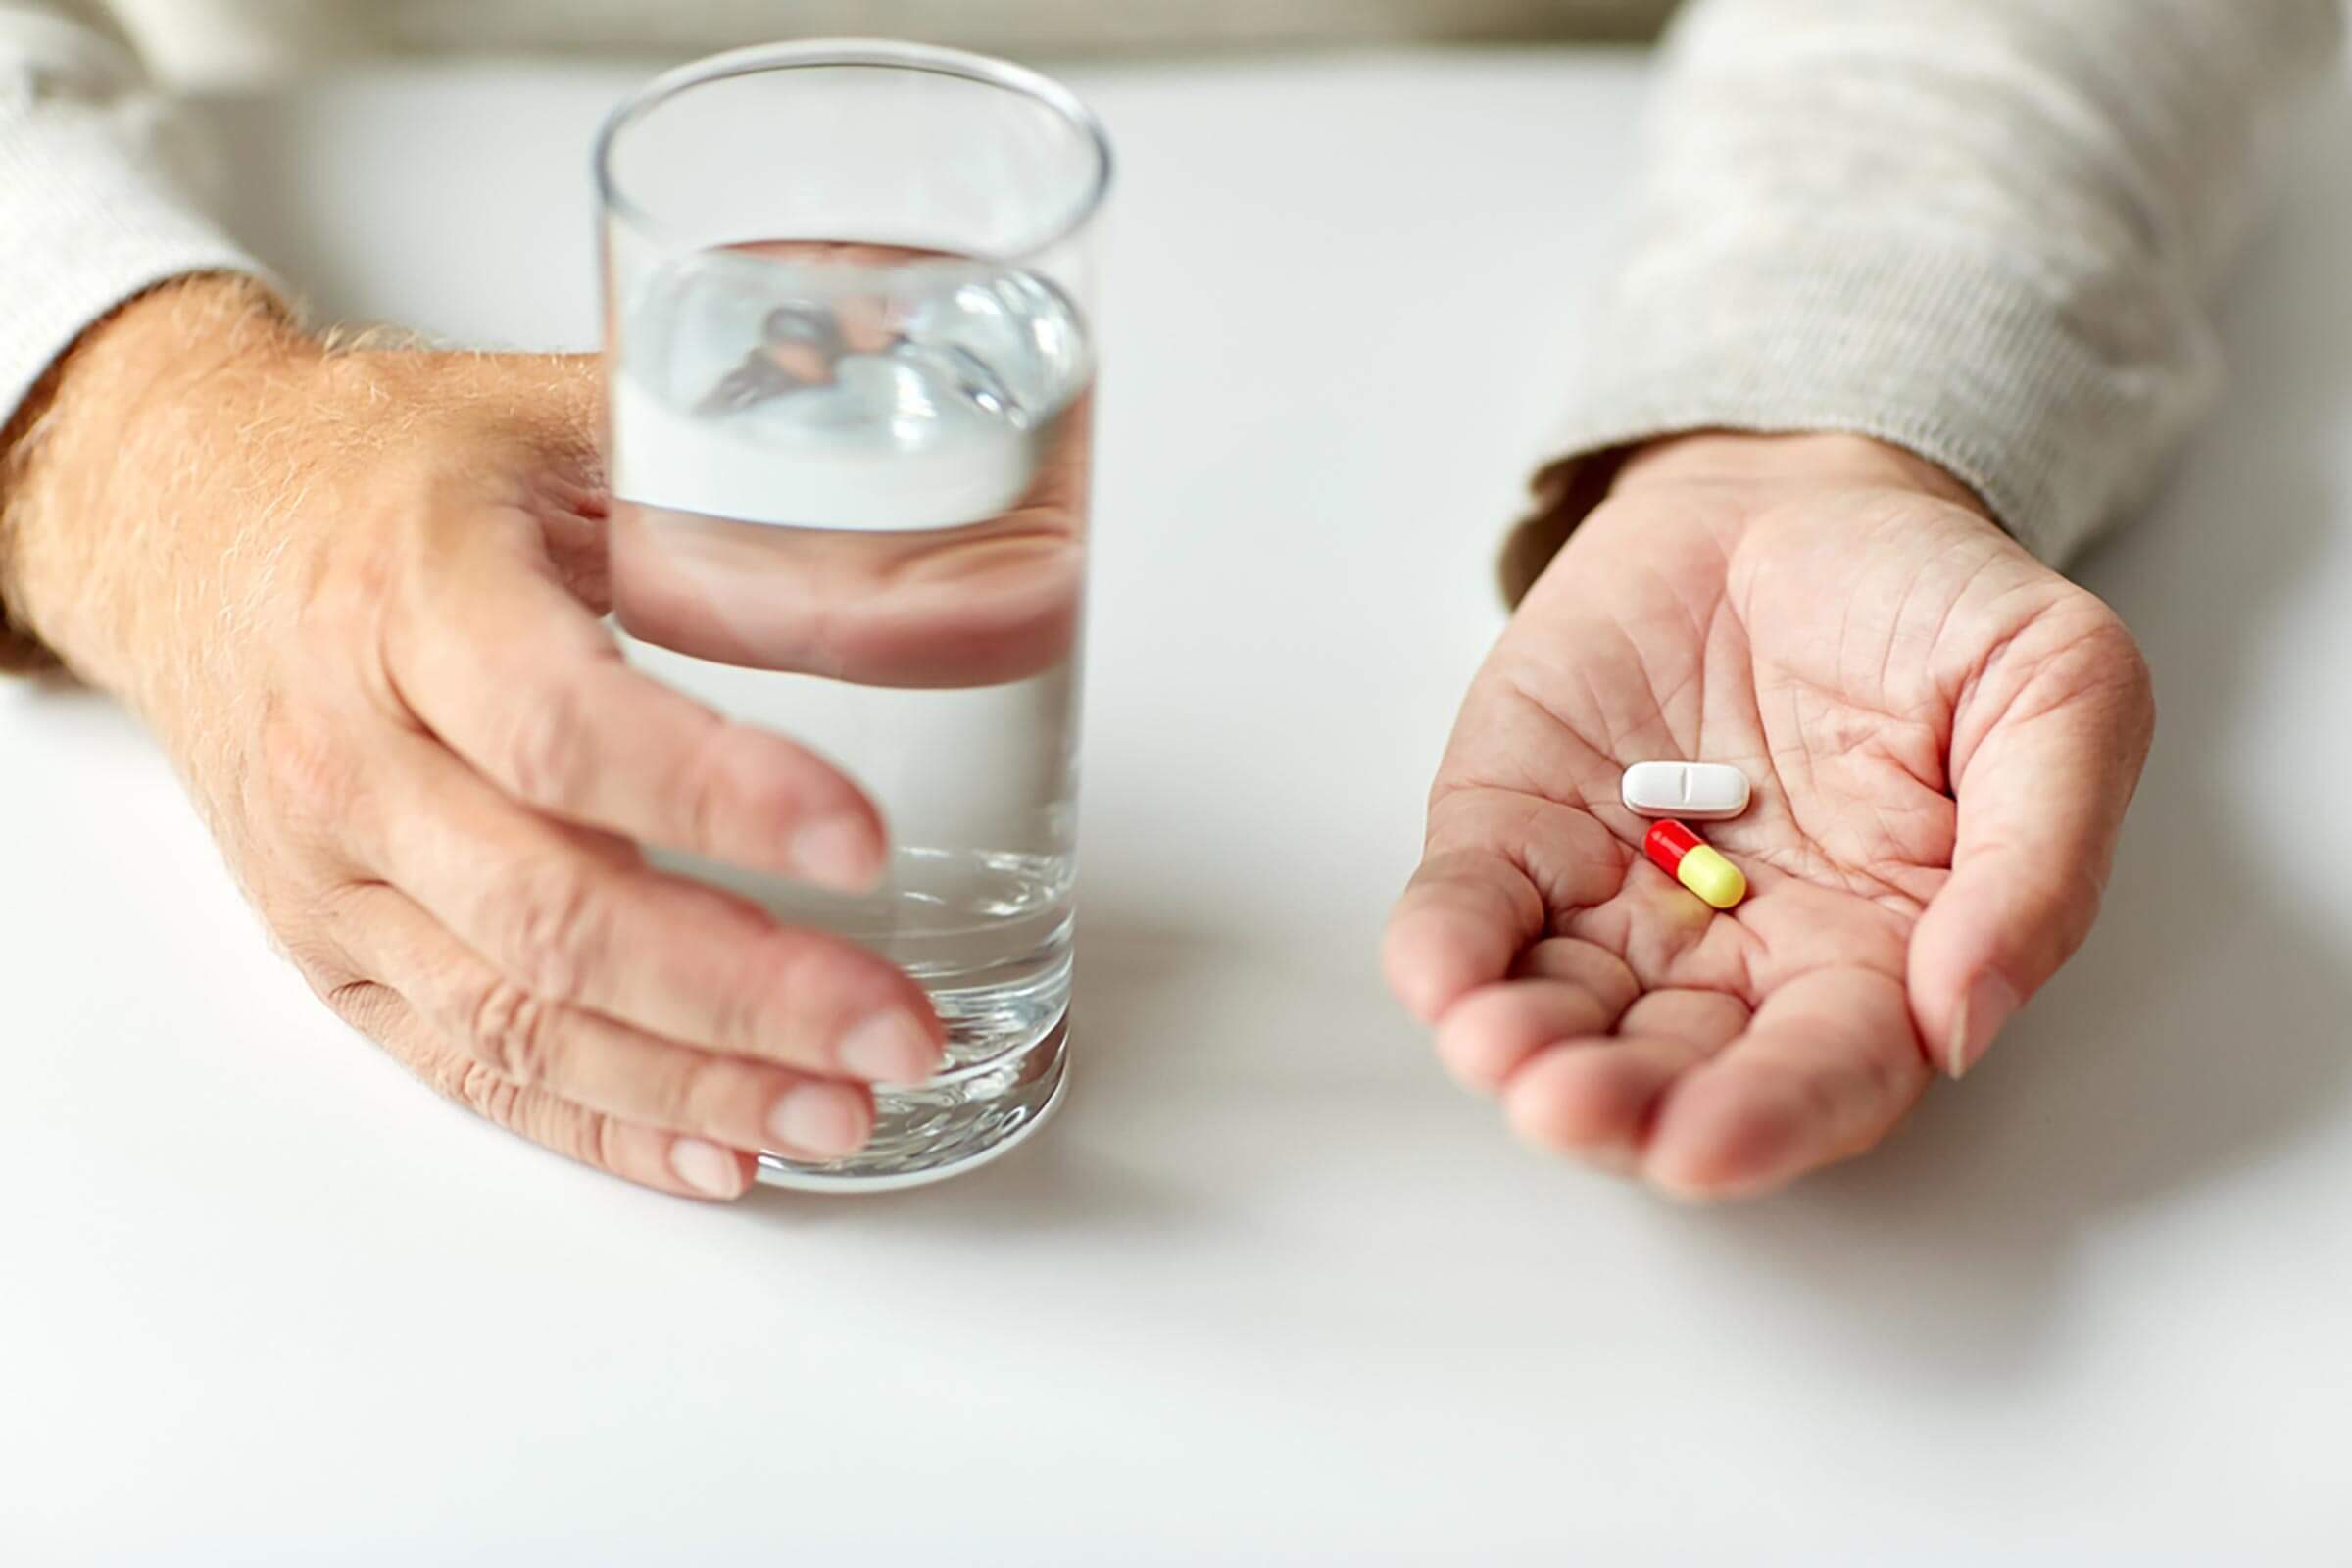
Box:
[1644,819,1702,875]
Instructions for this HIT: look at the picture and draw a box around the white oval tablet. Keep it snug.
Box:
[1620,761,1750,821]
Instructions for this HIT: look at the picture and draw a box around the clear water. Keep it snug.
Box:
[606,242,1093,1184]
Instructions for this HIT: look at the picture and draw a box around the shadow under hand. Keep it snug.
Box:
[1665,87,2352,1379]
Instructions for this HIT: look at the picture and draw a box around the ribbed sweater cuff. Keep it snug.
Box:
[0,107,271,424]
[1500,232,2216,603]
[0,91,275,668]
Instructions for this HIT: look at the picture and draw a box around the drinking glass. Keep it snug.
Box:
[594,41,1110,1190]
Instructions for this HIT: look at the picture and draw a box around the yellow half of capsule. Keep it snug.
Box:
[1677,845,1747,910]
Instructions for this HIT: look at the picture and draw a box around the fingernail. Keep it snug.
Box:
[767,1082,871,1158]
[669,1137,748,1199]
[836,1010,941,1084]
[789,815,883,892]
[1948,972,2022,1079]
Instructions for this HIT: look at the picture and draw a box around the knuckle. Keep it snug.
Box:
[655,1052,758,1133]
[499,682,593,809]
[287,939,344,989]
[257,699,359,828]
[294,541,393,646]
[489,858,608,1004]
[440,1057,526,1131]
[283,884,385,1001]
[516,1086,605,1168]
[740,936,844,1054]
[294,540,417,721]
[431,1051,605,1170]
[286,533,388,658]
[639,1055,708,1132]
[321,977,392,1030]
[460,975,564,1085]
[668,722,735,857]
[593,1112,631,1175]
[706,951,782,1056]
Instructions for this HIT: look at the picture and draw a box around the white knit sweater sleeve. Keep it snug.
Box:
[0,0,2342,586]
[1503,0,2347,598]
[0,1,269,427]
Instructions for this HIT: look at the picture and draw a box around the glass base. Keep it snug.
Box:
[755,1012,1070,1193]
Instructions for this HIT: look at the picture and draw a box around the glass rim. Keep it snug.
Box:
[593,38,1115,267]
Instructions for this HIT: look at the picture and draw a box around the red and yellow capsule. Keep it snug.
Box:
[1643,819,1746,910]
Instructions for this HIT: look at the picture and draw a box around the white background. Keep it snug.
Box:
[4,51,2350,1564]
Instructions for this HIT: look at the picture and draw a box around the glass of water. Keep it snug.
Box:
[594,42,1109,1191]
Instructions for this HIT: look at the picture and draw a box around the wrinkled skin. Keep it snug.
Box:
[1,279,957,1200]
[1384,433,2155,1199]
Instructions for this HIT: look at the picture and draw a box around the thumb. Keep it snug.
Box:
[1909,612,2155,1078]
[437,351,609,597]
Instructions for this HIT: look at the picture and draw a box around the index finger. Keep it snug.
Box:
[386,513,887,892]
[1384,785,1625,1023]
[1383,847,1547,1024]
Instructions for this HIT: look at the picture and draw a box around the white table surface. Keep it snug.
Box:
[6,50,2351,1565]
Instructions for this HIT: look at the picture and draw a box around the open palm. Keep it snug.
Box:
[1384,437,2154,1198]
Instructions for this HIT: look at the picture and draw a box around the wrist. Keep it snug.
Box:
[0,274,306,685]
[1609,430,1991,519]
